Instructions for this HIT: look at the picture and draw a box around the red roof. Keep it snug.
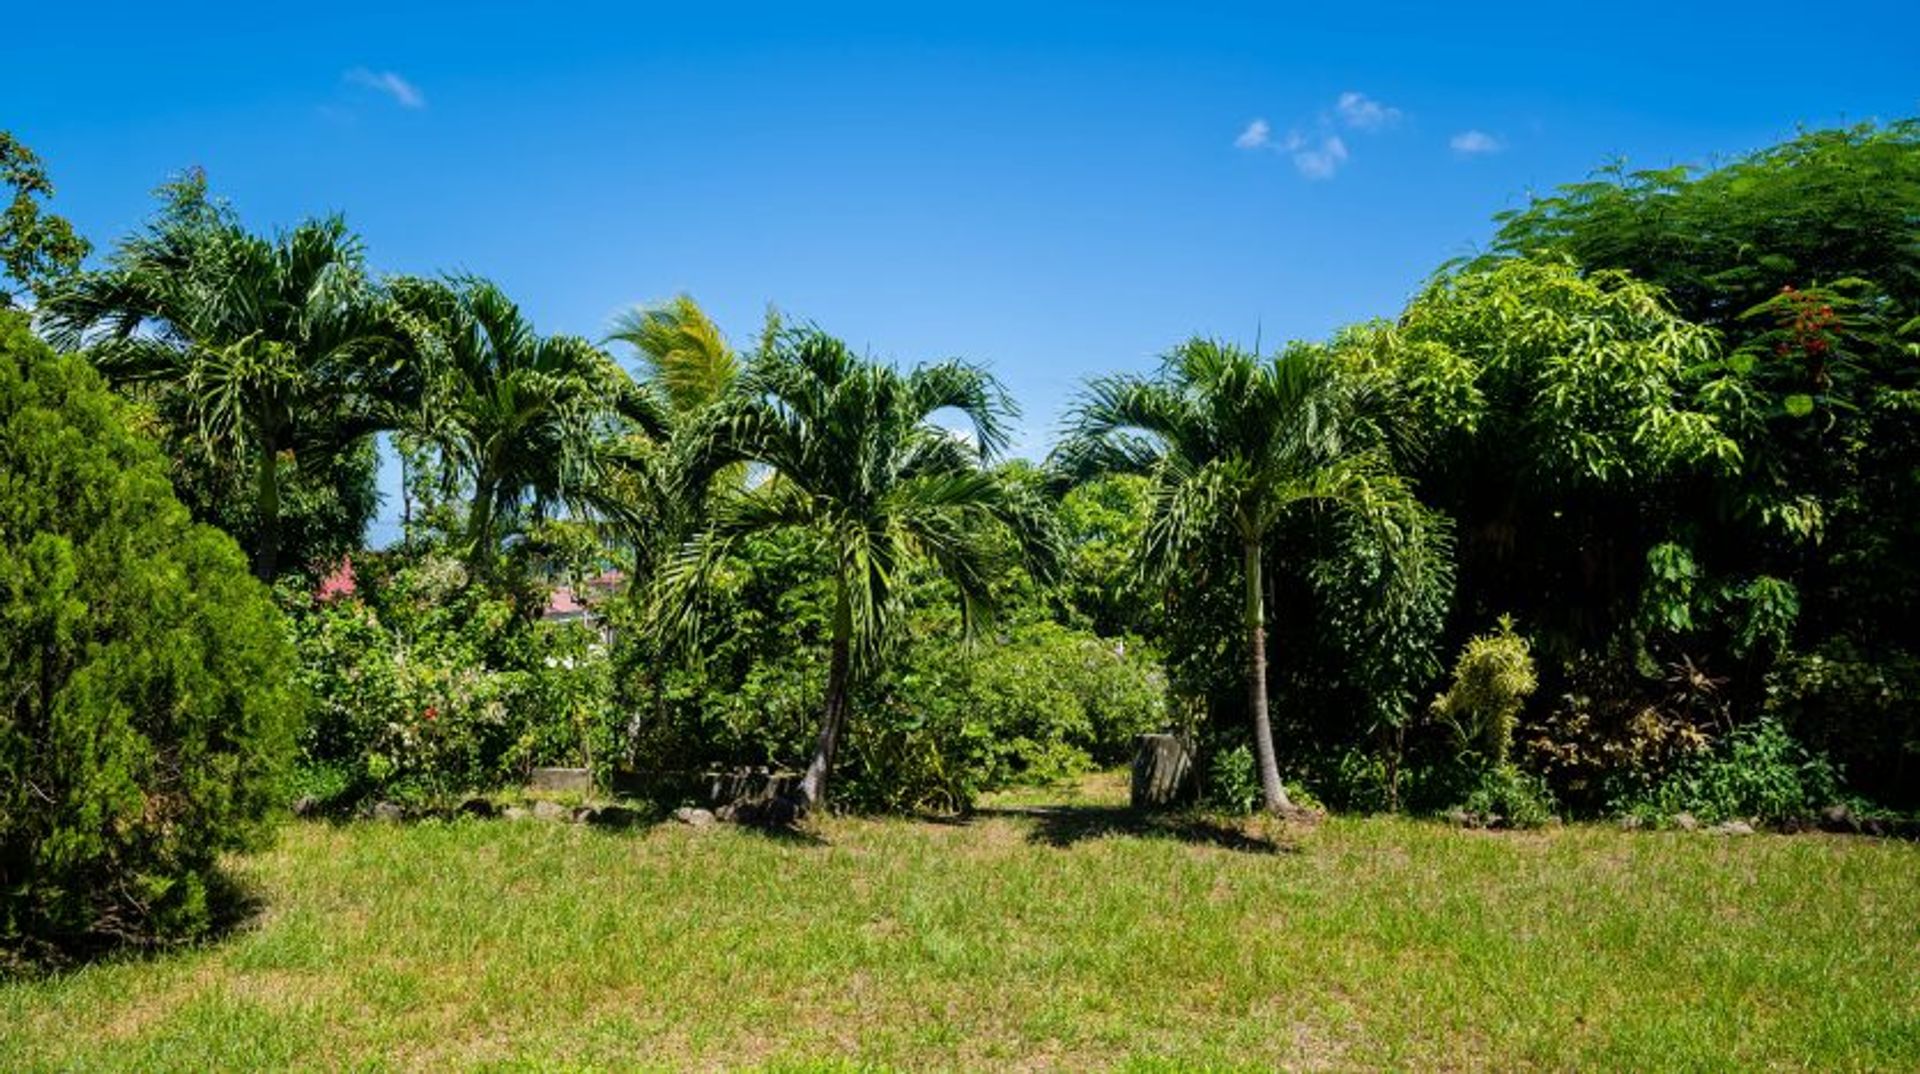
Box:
[543,586,587,617]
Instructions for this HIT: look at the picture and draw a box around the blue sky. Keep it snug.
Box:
[10,2,1918,543]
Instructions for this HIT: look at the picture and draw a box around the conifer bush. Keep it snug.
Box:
[0,313,299,957]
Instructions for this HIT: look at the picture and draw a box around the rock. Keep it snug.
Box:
[1618,814,1645,831]
[502,805,531,821]
[1671,812,1700,832]
[672,806,717,827]
[591,805,644,829]
[457,797,498,819]
[1444,809,1477,828]
[371,801,405,823]
[569,806,595,824]
[1129,733,1194,810]
[531,800,568,821]
[1709,820,1755,836]
[291,795,320,818]
[528,766,593,794]
[1819,803,1857,833]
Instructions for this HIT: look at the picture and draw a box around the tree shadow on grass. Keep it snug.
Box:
[2,866,266,981]
[979,805,1302,854]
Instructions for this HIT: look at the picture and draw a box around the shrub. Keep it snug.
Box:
[1430,616,1537,767]
[1460,765,1559,828]
[0,314,299,955]
[1765,639,1920,809]
[1614,717,1842,825]
[1205,744,1262,815]
[289,551,621,809]
[847,622,1166,811]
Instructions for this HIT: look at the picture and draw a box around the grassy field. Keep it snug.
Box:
[5,775,1918,1072]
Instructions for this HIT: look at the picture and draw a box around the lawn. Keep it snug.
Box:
[4,776,1917,1072]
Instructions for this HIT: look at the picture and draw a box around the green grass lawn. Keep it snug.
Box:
[5,775,1918,1072]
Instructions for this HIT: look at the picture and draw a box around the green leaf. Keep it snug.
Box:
[1782,393,1815,418]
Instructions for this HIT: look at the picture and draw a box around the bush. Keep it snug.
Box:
[1614,717,1842,825]
[1765,639,1920,809]
[846,622,1166,811]
[0,314,299,955]
[1205,744,1262,815]
[290,551,622,810]
[1430,616,1536,767]
[1460,765,1559,828]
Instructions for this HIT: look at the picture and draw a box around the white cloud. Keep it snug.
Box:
[345,68,426,109]
[1449,129,1502,155]
[1236,91,1399,179]
[1335,91,1401,131]
[1290,134,1348,180]
[1234,118,1273,150]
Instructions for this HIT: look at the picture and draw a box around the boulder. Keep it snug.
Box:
[672,806,717,827]
[291,795,320,818]
[531,800,568,821]
[1709,820,1755,836]
[371,801,405,823]
[1671,812,1700,832]
[502,805,531,821]
[1819,804,1858,833]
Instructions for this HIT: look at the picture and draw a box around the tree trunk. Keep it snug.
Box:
[1130,733,1194,809]
[797,581,853,813]
[467,479,496,568]
[1244,533,1291,813]
[253,441,281,582]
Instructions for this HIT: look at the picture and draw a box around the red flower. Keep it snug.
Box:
[424,705,439,722]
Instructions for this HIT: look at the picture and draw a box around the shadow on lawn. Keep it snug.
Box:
[979,804,1301,854]
[2,867,266,980]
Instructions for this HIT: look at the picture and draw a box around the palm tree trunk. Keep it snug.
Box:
[253,442,281,583]
[467,479,496,567]
[1244,533,1291,813]
[797,580,853,813]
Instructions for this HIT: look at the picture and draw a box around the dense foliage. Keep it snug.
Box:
[5,117,1918,869]
[0,312,298,956]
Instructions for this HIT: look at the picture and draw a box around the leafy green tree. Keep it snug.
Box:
[656,328,1060,811]
[1056,339,1436,813]
[393,275,659,568]
[1394,257,1736,652]
[1487,120,1920,334]
[0,132,90,307]
[42,175,407,581]
[0,311,299,956]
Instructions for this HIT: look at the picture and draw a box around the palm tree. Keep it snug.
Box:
[42,176,405,581]
[606,294,742,418]
[1055,339,1424,813]
[598,295,748,580]
[393,275,660,567]
[655,327,1059,812]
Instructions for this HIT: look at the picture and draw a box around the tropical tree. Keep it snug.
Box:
[41,175,405,581]
[1,131,90,307]
[655,327,1060,812]
[599,294,749,580]
[393,275,659,567]
[1055,339,1433,813]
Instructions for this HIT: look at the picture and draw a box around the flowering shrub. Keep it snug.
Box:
[290,552,620,809]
